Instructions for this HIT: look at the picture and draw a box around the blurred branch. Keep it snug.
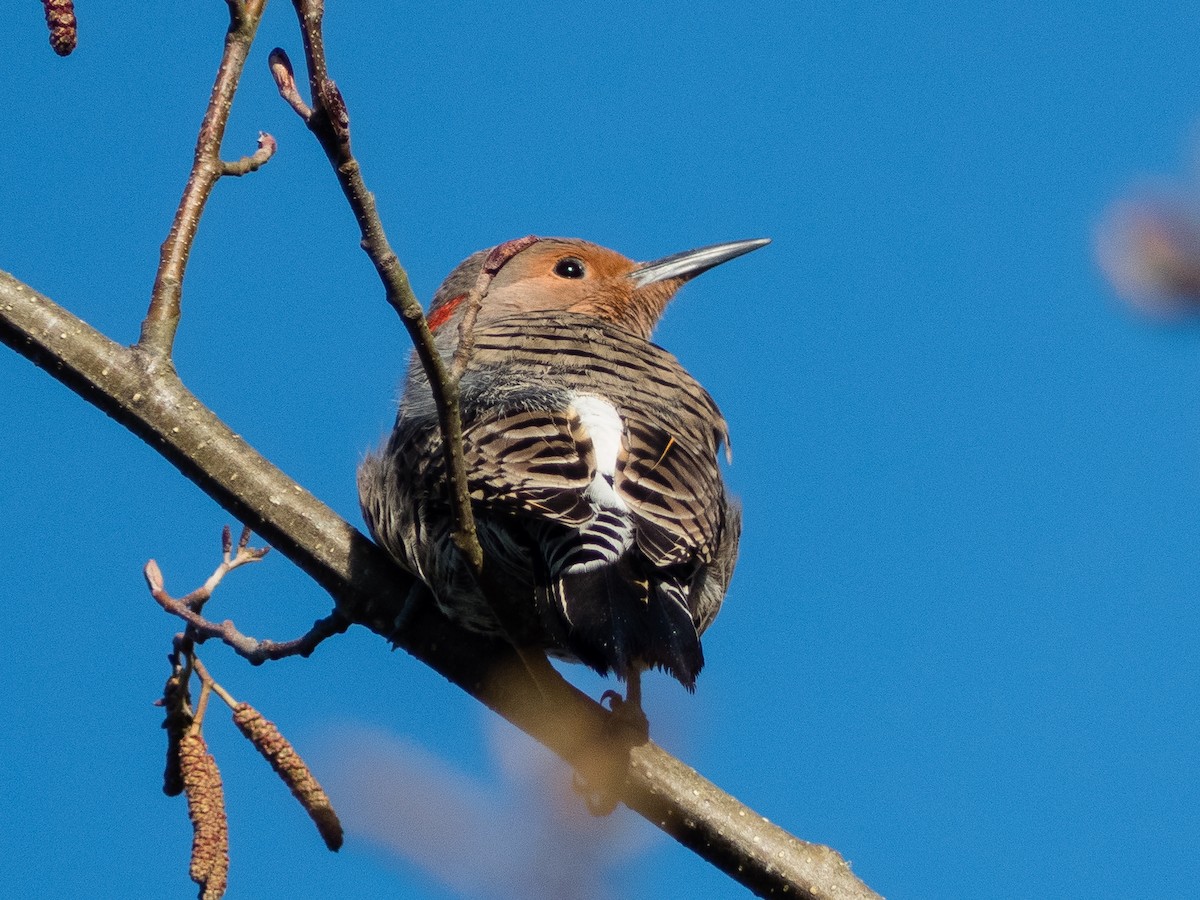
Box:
[1096,192,1200,317]
[0,270,880,900]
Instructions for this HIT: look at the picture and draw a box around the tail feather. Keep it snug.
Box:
[646,578,704,690]
[552,566,702,688]
[552,567,642,678]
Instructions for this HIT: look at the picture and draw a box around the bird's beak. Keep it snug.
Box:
[628,238,771,288]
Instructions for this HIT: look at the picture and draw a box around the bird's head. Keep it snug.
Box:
[428,236,770,340]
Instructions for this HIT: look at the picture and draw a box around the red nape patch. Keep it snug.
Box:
[427,294,465,331]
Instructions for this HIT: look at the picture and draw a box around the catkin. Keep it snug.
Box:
[232,703,343,851]
[179,732,229,899]
[41,0,77,56]
[162,671,191,797]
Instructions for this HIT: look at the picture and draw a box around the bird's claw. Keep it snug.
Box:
[601,681,649,743]
[572,681,650,816]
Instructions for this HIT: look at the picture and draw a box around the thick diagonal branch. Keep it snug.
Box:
[0,271,879,900]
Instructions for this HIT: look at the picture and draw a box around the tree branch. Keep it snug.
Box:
[269,7,567,680]
[138,0,269,358]
[0,270,880,900]
[267,15,482,574]
[145,553,350,665]
[221,132,278,176]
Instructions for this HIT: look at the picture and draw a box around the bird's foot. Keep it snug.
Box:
[573,677,649,816]
[599,688,650,744]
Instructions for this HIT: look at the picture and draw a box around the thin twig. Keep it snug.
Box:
[144,526,268,618]
[192,679,214,730]
[137,0,269,358]
[191,656,239,710]
[269,14,544,651]
[221,133,277,177]
[148,563,349,664]
[268,24,558,700]
[144,525,345,663]
[268,7,481,573]
[449,236,540,380]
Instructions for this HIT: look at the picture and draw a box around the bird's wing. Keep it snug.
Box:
[460,406,598,526]
[616,416,727,567]
[455,313,732,566]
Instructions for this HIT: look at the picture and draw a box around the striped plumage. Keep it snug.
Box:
[358,236,768,694]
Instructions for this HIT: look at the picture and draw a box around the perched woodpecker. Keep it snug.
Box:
[359,236,769,704]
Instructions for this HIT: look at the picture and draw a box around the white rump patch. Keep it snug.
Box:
[571,394,627,510]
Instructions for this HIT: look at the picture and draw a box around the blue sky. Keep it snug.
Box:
[5,3,1200,898]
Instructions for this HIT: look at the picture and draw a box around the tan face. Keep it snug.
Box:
[427,236,700,340]
[480,239,682,339]
[485,239,633,310]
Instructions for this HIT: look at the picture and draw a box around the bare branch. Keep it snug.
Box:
[269,13,567,692]
[269,16,483,576]
[144,525,267,617]
[138,0,269,358]
[0,271,880,900]
[221,132,277,177]
[146,557,348,665]
[289,0,332,96]
[193,676,215,728]
[189,655,239,711]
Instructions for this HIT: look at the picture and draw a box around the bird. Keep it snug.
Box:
[358,235,769,718]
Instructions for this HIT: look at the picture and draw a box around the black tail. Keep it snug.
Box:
[555,566,703,689]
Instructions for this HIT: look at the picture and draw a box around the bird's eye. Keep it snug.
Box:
[553,257,586,279]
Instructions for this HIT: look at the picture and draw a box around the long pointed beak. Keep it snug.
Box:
[629,238,771,288]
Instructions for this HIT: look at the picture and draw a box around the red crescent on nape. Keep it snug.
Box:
[427,293,466,331]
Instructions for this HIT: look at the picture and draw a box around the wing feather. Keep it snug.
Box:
[617,418,726,566]
[461,407,596,526]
